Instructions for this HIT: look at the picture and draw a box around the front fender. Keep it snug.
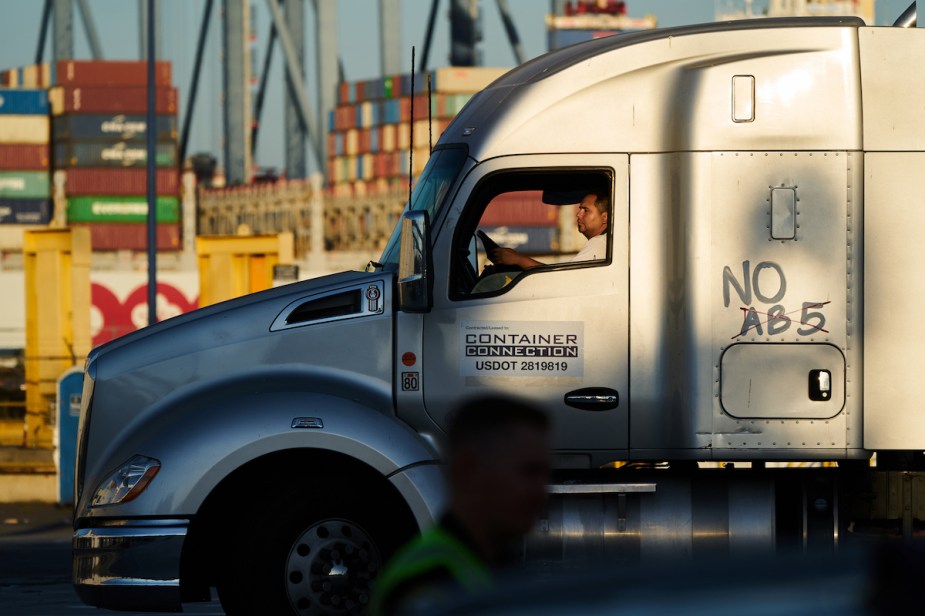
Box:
[76,372,442,523]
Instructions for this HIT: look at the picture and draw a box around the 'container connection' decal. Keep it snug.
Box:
[460,320,584,377]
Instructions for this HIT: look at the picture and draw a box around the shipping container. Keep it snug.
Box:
[0,116,49,144]
[0,171,50,198]
[383,99,400,124]
[72,222,181,251]
[52,114,177,141]
[67,195,179,224]
[430,67,508,93]
[48,86,178,115]
[22,63,52,88]
[345,129,358,156]
[56,60,172,87]
[0,89,49,115]
[475,226,560,255]
[0,64,51,89]
[479,191,561,227]
[0,198,51,225]
[397,123,411,150]
[64,167,179,196]
[381,124,396,152]
[0,144,49,170]
[412,119,449,149]
[54,140,177,168]
[399,98,412,123]
[383,75,397,99]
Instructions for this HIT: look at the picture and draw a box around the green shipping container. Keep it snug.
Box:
[67,195,179,223]
[0,171,50,198]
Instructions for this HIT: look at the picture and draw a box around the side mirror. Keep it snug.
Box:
[398,211,433,313]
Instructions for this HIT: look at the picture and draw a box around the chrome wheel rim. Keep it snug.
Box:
[285,518,381,615]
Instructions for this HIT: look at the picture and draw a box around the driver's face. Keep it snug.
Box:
[576,195,607,239]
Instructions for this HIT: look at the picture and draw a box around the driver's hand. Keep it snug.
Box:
[490,247,522,266]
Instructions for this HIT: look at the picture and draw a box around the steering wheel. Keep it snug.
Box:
[477,230,524,276]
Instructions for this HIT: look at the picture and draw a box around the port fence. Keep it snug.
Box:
[197,179,406,257]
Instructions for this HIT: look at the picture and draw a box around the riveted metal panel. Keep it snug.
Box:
[630,151,860,458]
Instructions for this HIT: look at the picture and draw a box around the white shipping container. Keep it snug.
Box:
[431,67,508,94]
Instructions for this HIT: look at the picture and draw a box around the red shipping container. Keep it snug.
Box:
[358,128,371,154]
[337,104,357,131]
[326,133,336,158]
[73,222,181,251]
[337,82,350,105]
[355,81,365,102]
[479,191,560,227]
[412,94,430,121]
[399,97,412,123]
[0,144,49,170]
[56,60,172,87]
[65,168,179,196]
[49,86,178,115]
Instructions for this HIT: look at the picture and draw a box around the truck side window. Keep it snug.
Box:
[451,170,612,298]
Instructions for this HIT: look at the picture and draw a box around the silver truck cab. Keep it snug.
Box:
[74,16,925,614]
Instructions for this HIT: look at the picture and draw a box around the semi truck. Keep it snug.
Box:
[74,12,925,615]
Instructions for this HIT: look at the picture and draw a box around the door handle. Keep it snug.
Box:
[564,388,619,411]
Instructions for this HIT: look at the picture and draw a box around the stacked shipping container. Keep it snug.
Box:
[0,87,51,226]
[326,67,507,196]
[50,60,181,251]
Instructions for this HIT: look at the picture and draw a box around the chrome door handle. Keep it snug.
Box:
[564,388,619,410]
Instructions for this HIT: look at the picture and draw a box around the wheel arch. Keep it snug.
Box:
[179,447,427,600]
[78,384,444,521]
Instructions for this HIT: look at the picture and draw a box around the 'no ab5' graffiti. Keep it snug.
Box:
[723,260,828,340]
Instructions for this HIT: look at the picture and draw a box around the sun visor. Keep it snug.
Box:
[542,189,589,206]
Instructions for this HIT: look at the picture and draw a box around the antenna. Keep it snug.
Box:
[408,46,416,204]
[428,74,434,153]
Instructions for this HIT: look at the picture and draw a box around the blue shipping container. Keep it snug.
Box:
[327,109,335,133]
[0,197,51,224]
[383,99,399,124]
[52,114,177,141]
[0,88,49,115]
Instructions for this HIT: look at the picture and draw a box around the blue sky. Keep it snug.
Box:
[0,0,914,172]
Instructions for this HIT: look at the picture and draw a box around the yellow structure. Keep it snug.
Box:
[22,228,91,448]
[196,233,294,306]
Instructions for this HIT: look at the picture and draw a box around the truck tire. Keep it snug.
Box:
[217,478,416,616]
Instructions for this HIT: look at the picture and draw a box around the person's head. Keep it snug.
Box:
[445,397,551,541]
[576,192,609,239]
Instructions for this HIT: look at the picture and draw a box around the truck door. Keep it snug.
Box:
[421,155,629,458]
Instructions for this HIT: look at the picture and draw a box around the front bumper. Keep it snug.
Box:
[72,519,188,611]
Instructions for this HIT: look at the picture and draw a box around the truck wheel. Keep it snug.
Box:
[284,518,380,614]
[217,481,415,616]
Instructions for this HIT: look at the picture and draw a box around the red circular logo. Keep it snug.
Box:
[401,352,416,366]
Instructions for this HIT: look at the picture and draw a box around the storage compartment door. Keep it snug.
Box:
[720,343,845,419]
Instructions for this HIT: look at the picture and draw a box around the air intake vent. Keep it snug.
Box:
[286,290,362,325]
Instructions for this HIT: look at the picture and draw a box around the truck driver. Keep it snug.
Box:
[489,192,609,268]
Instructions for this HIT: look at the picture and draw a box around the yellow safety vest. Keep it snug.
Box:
[370,525,492,615]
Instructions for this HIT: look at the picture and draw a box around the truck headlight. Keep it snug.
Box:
[90,455,160,507]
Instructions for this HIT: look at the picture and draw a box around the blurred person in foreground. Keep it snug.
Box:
[371,398,551,615]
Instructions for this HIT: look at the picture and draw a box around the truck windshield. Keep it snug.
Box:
[378,146,468,269]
